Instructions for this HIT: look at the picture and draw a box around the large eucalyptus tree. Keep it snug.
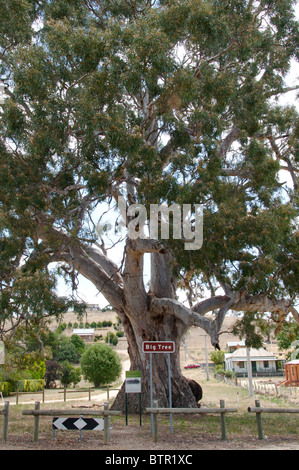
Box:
[0,0,298,409]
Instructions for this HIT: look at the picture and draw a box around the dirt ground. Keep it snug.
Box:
[1,311,298,452]
[1,422,298,451]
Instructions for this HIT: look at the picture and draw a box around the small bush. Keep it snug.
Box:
[1,382,14,396]
[17,379,44,392]
[80,343,121,387]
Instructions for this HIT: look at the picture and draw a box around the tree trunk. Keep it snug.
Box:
[112,303,199,412]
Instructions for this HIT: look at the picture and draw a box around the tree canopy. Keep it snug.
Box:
[0,0,298,407]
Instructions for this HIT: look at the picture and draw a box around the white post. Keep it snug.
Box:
[246,347,254,397]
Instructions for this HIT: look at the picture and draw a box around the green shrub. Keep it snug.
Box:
[1,382,14,396]
[105,332,118,346]
[60,361,81,388]
[17,379,44,392]
[80,343,121,387]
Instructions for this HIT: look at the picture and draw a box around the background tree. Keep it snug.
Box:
[70,333,86,355]
[80,343,122,387]
[0,0,298,409]
[60,360,81,387]
[44,360,62,388]
[277,319,299,360]
[210,350,225,367]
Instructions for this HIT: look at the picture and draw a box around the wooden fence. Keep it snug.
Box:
[0,401,9,442]
[22,401,122,443]
[58,387,95,402]
[218,375,298,400]
[58,386,120,402]
[248,399,299,440]
[146,400,238,443]
[12,389,45,405]
[1,399,298,445]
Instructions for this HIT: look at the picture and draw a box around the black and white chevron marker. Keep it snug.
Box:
[53,417,104,431]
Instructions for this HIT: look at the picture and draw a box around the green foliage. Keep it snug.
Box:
[277,321,299,350]
[232,312,264,349]
[27,360,46,380]
[60,361,81,388]
[54,336,81,363]
[80,343,121,387]
[210,350,225,366]
[70,334,86,355]
[0,381,14,397]
[214,366,236,379]
[17,378,44,392]
[105,331,118,346]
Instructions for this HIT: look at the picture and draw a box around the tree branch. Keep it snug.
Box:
[151,292,299,348]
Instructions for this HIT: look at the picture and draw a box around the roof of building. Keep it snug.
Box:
[225,347,277,360]
[226,340,245,347]
[73,329,95,335]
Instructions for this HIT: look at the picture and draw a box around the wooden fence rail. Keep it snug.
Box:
[58,386,120,402]
[11,389,45,405]
[248,399,299,440]
[58,387,95,402]
[22,401,122,443]
[146,400,238,443]
[0,401,9,442]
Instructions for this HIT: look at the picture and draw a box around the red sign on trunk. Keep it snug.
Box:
[142,341,175,353]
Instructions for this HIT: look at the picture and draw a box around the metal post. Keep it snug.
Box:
[246,347,254,397]
[139,393,142,426]
[150,353,153,434]
[104,402,110,444]
[79,415,83,441]
[125,393,128,425]
[167,353,173,434]
[153,400,158,443]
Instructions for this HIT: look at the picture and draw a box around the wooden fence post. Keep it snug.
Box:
[33,402,40,442]
[64,387,66,402]
[220,400,227,441]
[255,400,264,440]
[3,401,9,442]
[153,400,158,443]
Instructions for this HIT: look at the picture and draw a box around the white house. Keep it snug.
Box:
[224,347,280,376]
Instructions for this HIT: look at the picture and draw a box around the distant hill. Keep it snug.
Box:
[50,308,286,363]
